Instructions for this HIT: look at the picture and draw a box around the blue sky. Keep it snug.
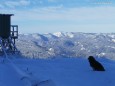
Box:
[0,0,115,33]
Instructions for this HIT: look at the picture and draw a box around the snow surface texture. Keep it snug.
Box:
[0,56,55,86]
[16,32,115,59]
[0,57,115,86]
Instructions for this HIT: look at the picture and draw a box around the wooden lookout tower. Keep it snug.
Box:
[0,14,18,55]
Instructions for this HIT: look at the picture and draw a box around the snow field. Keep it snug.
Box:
[0,57,115,86]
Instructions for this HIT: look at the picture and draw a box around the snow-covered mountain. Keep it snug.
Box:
[16,32,115,59]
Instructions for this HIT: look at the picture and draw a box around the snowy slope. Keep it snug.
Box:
[0,56,115,86]
[0,56,55,86]
[16,32,115,59]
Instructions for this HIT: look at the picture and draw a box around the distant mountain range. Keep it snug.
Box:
[16,32,115,59]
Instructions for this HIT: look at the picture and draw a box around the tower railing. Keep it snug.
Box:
[10,25,18,39]
[10,25,18,44]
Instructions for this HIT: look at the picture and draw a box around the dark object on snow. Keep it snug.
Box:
[88,56,105,71]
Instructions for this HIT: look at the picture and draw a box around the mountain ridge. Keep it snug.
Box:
[16,32,115,59]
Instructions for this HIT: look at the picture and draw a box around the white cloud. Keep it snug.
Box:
[4,0,30,8]
[25,6,115,21]
[39,4,63,12]
[1,6,115,23]
[20,0,30,6]
[1,6,114,33]
[5,1,19,8]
